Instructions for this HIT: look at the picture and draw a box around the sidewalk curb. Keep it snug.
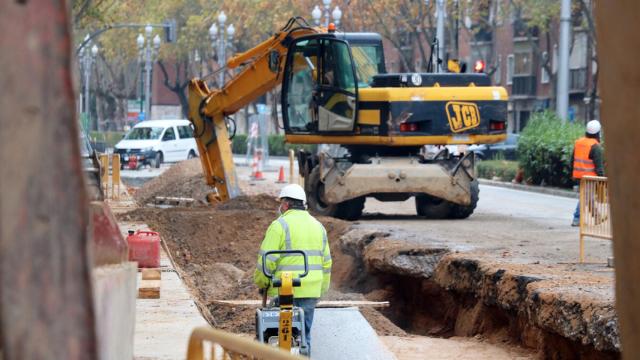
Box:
[479,179,579,199]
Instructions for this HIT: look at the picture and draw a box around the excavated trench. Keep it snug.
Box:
[120,161,620,358]
[336,228,621,360]
[120,200,620,359]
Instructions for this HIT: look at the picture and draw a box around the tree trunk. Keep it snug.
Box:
[0,1,98,359]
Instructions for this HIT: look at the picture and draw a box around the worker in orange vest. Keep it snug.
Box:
[571,120,605,226]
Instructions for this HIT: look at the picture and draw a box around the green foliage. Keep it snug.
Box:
[89,131,125,147]
[477,160,518,182]
[231,134,248,155]
[517,111,585,188]
[231,134,316,157]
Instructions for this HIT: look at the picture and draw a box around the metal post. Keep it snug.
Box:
[289,149,295,184]
[436,0,446,73]
[324,2,331,27]
[144,37,152,120]
[83,52,91,129]
[219,33,225,86]
[557,0,571,121]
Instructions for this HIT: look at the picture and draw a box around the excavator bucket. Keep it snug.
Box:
[187,80,241,202]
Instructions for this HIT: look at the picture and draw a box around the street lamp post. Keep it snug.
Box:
[436,0,446,73]
[80,36,98,130]
[322,0,331,27]
[311,1,342,28]
[137,25,161,121]
[209,11,235,87]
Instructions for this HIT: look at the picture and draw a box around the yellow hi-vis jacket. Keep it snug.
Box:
[254,209,332,298]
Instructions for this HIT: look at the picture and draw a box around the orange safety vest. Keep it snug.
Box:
[572,137,599,179]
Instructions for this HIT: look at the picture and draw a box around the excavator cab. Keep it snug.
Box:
[282,36,359,134]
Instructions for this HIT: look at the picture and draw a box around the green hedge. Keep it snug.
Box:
[231,134,316,156]
[517,111,585,188]
[89,131,125,147]
[477,160,518,182]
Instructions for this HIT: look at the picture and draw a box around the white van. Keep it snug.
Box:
[114,119,199,169]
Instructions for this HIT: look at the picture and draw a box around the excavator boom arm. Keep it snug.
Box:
[188,19,318,202]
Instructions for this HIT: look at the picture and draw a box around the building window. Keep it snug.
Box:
[541,51,550,84]
[494,56,502,85]
[507,54,514,85]
[514,52,532,75]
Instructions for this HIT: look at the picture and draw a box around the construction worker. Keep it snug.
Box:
[254,184,331,354]
[571,119,605,226]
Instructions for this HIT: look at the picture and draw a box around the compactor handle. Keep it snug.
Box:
[261,250,309,280]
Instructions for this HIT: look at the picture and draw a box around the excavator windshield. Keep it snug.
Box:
[351,45,383,87]
[283,36,358,134]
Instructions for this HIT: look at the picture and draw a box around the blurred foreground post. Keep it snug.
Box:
[0,1,98,359]
[595,1,640,356]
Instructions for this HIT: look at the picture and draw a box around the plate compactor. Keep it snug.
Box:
[255,250,310,356]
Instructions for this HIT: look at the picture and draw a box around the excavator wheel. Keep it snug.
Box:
[415,180,480,219]
[415,194,452,219]
[335,197,366,221]
[449,180,480,219]
[306,166,365,220]
[306,166,339,217]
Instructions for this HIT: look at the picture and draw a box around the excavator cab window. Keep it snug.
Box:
[283,36,358,134]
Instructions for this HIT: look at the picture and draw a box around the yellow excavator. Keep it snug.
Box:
[189,17,508,220]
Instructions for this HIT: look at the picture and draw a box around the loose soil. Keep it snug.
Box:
[132,159,211,205]
[118,196,399,333]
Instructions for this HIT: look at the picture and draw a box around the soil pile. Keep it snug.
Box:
[133,159,211,205]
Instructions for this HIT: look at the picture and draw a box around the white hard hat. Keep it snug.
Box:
[586,120,601,135]
[278,184,307,203]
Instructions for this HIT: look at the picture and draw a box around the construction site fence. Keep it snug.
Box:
[186,326,301,360]
[99,153,121,200]
[579,176,612,263]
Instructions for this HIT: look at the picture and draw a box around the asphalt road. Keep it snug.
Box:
[359,185,613,265]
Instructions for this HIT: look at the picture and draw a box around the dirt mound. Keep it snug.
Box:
[119,200,358,334]
[217,194,279,211]
[133,159,212,205]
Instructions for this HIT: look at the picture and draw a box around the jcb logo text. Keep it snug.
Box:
[446,102,481,133]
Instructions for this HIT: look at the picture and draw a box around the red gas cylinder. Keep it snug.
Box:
[127,230,161,268]
[128,155,138,170]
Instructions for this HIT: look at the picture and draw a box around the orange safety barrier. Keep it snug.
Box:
[579,176,612,262]
[99,153,121,200]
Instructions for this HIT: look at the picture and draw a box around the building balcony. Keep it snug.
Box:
[570,68,587,93]
[511,75,537,97]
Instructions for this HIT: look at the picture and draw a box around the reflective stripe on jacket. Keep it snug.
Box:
[572,137,599,179]
[254,209,331,298]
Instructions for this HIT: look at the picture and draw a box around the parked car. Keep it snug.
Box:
[114,119,199,169]
[468,133,520,161]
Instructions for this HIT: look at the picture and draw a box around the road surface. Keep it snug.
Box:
[360,185,613,265]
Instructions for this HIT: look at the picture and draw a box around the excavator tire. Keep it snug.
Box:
[306,166,366,220]
[335,197,366,221]
[415,194,452,219]
[449,180,480,219]
[415,180,480,219]
[306,166,339,217]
